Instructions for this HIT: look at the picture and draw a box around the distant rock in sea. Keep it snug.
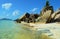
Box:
[0,18,12,21]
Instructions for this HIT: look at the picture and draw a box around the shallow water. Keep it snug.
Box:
[0,20,34,39]
[0,20,59,39]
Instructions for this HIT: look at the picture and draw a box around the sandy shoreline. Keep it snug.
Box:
[20,22,60,39]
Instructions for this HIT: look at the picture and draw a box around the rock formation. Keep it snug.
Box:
[51,9,60,23]
[15,13,30,23]
[15,0,60,23]
[15,12,39,23]
[40,1,54,16]
[36,0,54,23]
[36,10,52,23]
[29,14,39,23]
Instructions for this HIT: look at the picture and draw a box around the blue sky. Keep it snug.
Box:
[0,0,60,20]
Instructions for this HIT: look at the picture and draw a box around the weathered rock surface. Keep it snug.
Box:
[36,10,52,23]
[51,10,60,23]
[36,1,54,23]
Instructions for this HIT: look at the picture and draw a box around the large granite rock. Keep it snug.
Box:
[54,14,60,21]
[51,10,60,22]
[15,13,30,23]
[40,1,54,16]
[36,1,54,23]
[36,10,52,23]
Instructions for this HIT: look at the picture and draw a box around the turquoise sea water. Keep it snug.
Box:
[0,20,54,39]
[0,20,34,39]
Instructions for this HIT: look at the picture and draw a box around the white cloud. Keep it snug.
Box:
[13,10,20,16]
[2,3,12,10]
[31,8,38,12]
